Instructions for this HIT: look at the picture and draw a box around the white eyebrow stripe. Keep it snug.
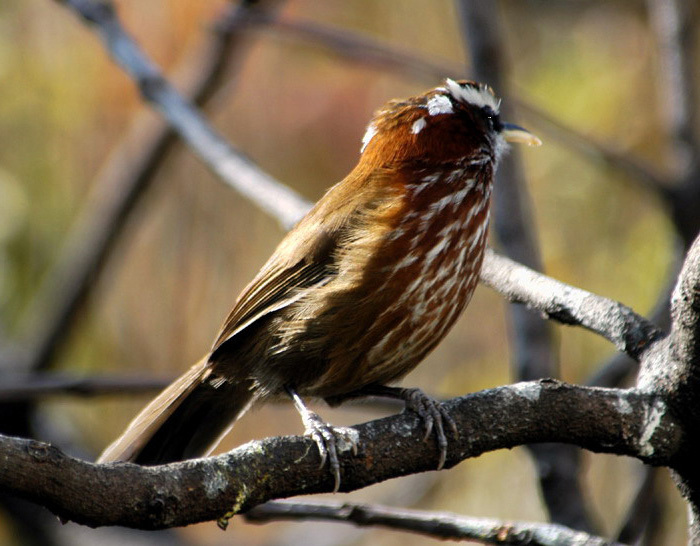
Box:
[427,95,454,116]
[445,78,500,113]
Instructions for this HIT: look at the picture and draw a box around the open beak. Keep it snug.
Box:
[501,122,542,147]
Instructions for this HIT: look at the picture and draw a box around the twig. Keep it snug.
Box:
[482,249,664,361]
[13,0,289,377]
[648,0,700,247]
[245,500,622,546]
[516,101,671,198]
[0,373,406,417]
[588,272,674,388]
[647,0,699,172]
[0,375,172,401]
[56,0,311,231]
[237,12,671,200]
[0,381,679,529]
[242,13,458,81]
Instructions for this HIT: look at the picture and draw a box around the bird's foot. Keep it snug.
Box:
[300,410,358,492]
[401,387,457,470]
[287,386,358,492]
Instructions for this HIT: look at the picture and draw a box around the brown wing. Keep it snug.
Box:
[211,250,335,351]
[210,174,370,353]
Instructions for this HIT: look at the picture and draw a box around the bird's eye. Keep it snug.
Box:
[482,107,501,131]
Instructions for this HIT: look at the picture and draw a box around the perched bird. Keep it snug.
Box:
[98,79,540,490]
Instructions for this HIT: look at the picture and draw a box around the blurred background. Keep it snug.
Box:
[0,0,695,544]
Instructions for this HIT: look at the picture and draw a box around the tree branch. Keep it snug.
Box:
[55,0,311,231]
[516,101,671,199]
[245,500,622,546]
[0,374,171,401]
[0,247,665,404]
[0,250,664,402]
[647,0,699,171]
[12,0,288,377]
[482,249,664,361]
[0,381,679,529]
[648,0,700,246]
[669,237,700,374]
[637,232,700,541]
[236,10,671,200]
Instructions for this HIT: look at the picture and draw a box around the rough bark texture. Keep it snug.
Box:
[0,381,680,529]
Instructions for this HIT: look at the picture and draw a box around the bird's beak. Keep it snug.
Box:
[501,122,542,147]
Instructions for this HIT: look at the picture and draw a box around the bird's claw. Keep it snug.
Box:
[301,410,358,492]
[403,388,457,470]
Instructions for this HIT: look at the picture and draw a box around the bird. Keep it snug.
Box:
[97,79,540,491]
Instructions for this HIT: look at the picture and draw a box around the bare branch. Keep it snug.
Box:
[647,0,700,248]
[246,500,622,546]
[0,374,407,420]
[668,234,700,377]
[236,12,671,200]
[0,382,679,529]
[482,249,664,361]
[10,0,288,378]
[55,0,311,231]
[0,375,171,401]
[243,13,458,81]
[516,101,671,199]
[637,232,700,540]
[588,273,675,388]
[647,0,699,171]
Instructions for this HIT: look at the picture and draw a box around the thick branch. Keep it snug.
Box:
[669,222,700,372]
[482,249,664,361]
[246,500,621,546]
[638,233,700,541]
[0,381,679,529]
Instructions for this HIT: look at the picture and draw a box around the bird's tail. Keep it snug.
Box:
[97,357,255,465]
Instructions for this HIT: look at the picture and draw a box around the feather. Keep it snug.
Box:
[97,357,211,463]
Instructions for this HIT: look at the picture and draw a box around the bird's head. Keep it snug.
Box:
[359,79,540,169]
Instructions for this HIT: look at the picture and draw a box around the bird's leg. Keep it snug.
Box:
[326,384,457,470]
[286,386,358,493]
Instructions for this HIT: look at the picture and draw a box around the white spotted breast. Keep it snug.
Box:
[359,165,492,384]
